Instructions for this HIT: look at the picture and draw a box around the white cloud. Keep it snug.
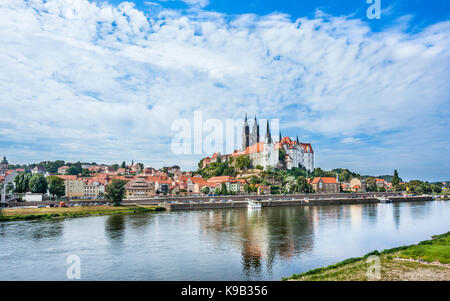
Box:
[0,0,449,180]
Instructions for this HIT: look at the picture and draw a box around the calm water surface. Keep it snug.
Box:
[0,201,449,280]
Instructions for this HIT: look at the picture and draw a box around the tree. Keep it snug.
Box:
[29,174,48,193]
[47,176,65,198]
[112,164,119,171]
[366,177,377,192]
[5,182,14,194]
[201,187,210,195]
[235,155,251,171]
[66,166,80,175]
[121,161,126,169]
[392,170,400,187]
[297,176,311,193]
[105,179,128,206]
[14,173,32,193]
[220,183,228,195]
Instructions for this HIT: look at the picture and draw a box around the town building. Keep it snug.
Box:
[58,166,70,175]
[311,177,340,193]
[350,178,367,192]
[278,137,314,171]
[65,179,84,198]
[125,178,154,198]
[31,166,46,175]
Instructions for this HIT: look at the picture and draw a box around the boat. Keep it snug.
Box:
[247,199,262,209]
[378,196,392,203]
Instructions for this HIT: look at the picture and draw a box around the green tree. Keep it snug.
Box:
[392,170,400,187]
[105,179,128,206]
[235,155,251,170]
[201,187,210,195]
[47,176,65,198]
[66,166,80,175]
[112,164,119,171]
[5,182,14,194]
[121,161,126,169]
[220,183,228,195]
[297,176,311,193]
[14,173,32,193]
[366,177,377,192]
[29,174,48,193]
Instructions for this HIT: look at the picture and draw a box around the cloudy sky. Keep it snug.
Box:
[0,0,449,181]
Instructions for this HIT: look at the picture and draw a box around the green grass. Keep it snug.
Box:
[0,205,165,221]
[397,232,450,264]
[284,231,450,281]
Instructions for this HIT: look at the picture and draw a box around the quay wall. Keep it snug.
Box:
[162,196,434,211]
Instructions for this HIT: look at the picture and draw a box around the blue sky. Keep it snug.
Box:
[0,0,449,181]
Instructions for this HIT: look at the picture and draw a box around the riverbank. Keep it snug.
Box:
[162,196,434,210]
[0,205,165,221]
[284,231,450,281]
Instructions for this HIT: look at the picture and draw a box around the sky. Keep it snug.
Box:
[0,0,449,181]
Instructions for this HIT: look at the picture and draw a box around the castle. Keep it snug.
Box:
[202,115,314,171]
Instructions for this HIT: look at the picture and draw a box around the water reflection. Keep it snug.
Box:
[392,203,401,230]
[29,220,64,240]
[0,201,448,280]
[105,215,126,243]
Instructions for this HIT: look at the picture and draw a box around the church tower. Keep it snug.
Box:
[242,114,249,150]
[265,120,272,144]
[0,156,8,176]
[250,116,260,146]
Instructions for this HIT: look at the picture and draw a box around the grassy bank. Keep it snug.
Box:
[0,205,165,221]
[284,231,450,281]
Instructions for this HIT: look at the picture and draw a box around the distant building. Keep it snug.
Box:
[0,156,8,176]
[350,178,367,192]
[65,179,84,198]
[257,185,270,195]
[58,166,70,175]
[125,178,154,198]
[31,166,46,175]
[155,180,172,194]
[311,177,340,193]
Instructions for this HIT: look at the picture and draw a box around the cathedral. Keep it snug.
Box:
[202,115,314,171]
[241,115,314,171]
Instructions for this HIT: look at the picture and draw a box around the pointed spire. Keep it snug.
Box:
[265,120,272,143]
[296,135,299,143]
[279,131,282,142]
[245,113,248,122]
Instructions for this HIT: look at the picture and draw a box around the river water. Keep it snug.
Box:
[0,200,449,280]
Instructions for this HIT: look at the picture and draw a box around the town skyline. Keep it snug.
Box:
[1,0,449,181]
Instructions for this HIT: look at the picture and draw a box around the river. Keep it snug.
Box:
[0,200,449,280]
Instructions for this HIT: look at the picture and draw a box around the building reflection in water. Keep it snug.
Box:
[30,219,64,241]
[198,206,315,278]
[392,203,401,230]
[105,215,126,243]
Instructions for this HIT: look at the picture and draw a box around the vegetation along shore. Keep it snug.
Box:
[0,205,165,221]
[284,231,450,281]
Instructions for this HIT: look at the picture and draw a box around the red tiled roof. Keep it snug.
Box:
[207,176,235,183]
[56,175,77,181]
[311,177,338,184]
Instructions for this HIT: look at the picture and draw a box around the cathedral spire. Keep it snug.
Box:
[242,113,249,150]
[279,131,282,142]
[265,120,272,143]
[296,135,299,143]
